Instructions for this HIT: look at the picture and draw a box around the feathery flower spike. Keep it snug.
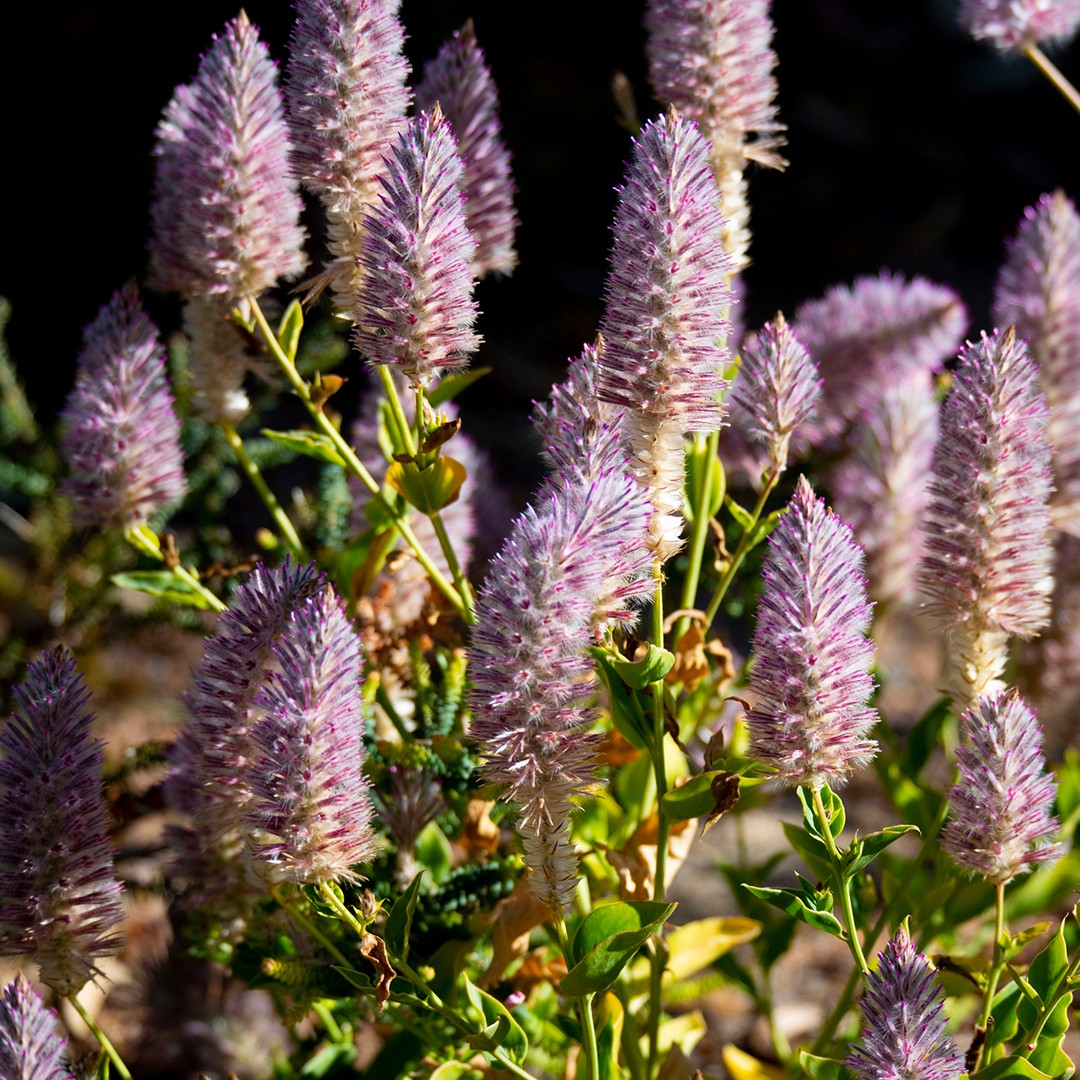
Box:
[597,107,732,560]
[746,476,878,789]
[644,0,784,272]
[0,977,73,1080]
[287,0,410,316]
[470,466,651,908]
[995,190,1080,536]
[731,313,821,476]
[353,107,480,389]
[959,0,1080,50]
[245,586,376,885]
[793,272,965,445]
[61,284,185,532]
[942,690,1061,885]
[846,925,963,1080]
[415,21,518,279]
[150,11,307,305]
[0,648,123,996]
[829,373,939,609]
[919,328,1053,706]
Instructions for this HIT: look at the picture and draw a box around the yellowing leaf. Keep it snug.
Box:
[665,917,761,982]
[722,1045,787,1080]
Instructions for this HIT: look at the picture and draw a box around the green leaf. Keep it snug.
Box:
[985,981,1022,1053]
[461,973,528,1064]
[969,1056,1056,1080]
[725,495,755,533]
[684,442,725,522]
[746,507,784,549]
[262,428,346,467]
[799,783,846,840]
[1018,923,1068,1032]
[386,457,466,513]
[429,1064,485,1080]
[780,822,832,882]
[841,825,920,879]
[742,885,844,938]
[798,1052,846,1080]
[110,571,218,610]
[562,901,677,997]
[427,366,491,407]
[384,871,425,958]
[596,654,652,751]
[415,821,453,884]
[607,644,676,689]
[277,299,304,362]
[663,770,739,824]
[299,1041,356,1076]
[903,697,951,777]
[332,965,373,992]
[595,994,626,1080]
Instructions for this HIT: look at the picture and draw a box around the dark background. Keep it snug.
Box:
[5,0,1080,460]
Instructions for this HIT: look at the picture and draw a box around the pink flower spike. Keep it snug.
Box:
[0,977,74,1079]
[747,477,878,790]
[959,0,1080,51]
[942,690,1061,885]
[415,21,518,279]
[919,327,1054,705]
[353,107,480,389]
[995,190,1080,536]
[150,11,308,305]
[597,108,732,560]
[286,0,410,316]
[61,284,186,532]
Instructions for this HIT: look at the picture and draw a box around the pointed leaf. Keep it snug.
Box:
[742,886,843,937]
[427,366,492,407]
[110,570,219,610]
[562,901,677,996]
[842,825,920,878]
[277,299,304,362]
[262,428,347,466]
[387,457,466,513]
[969,1056,1056,1080]
[384,871,426,959]
[663,770,739,825]
[608,644,676,689]
[798,1052,846,1080]
[664,917,761,981]
[461,973,528,1064]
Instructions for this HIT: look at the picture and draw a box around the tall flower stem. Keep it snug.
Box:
[973,883,1007,1072]
[67,994,132,1080]
[553,910,600,1080]
[125,524,227,613]
[377,367,417,457]
[272,886,353,969]
[1025,45,1080,116]
[703,466,779,627]
[813,786,869,975]
[676,430,720,641]
[812,792,951,1052]
[248,298,469,620]
[221,422,308,560]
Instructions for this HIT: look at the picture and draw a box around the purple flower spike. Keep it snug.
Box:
[0,648,124,996]
[470,465,651,908]
[0,977,73,1080]
[597,108,732,560]
[919,328,1054,705]
[150,11,308,305]
[415,21,518,279]
[995,191,1080,536]
[731,313,821,475]
[246,586,376,885]
[830,373,939,609]
[846,926,963,1080]
[793,272,965,445]
[61,284,186,532]
[959,0,1080,51]
[747,476,878,789]
[287,0,410,316]
[644,0,785,171]
[942,690,1061,885]
[353,107,480,389]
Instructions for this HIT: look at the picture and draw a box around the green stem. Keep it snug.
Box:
[311,1000,346,1043]
[703,468,780,628]
[554,910,600,1080]
[67,994,132,1080]
[125,525,228,613]
[249,299,469,620]
[1019,933,1080,1060]
[676,430,720,642]
[273,885,355,969]
[430,508,475,614]
[378,366,417,457]
[973,883,1007,1072]
[813,790,952,1052]
[1025,44,1080,116]
[221,422,309,560]
[812,786,869,975]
